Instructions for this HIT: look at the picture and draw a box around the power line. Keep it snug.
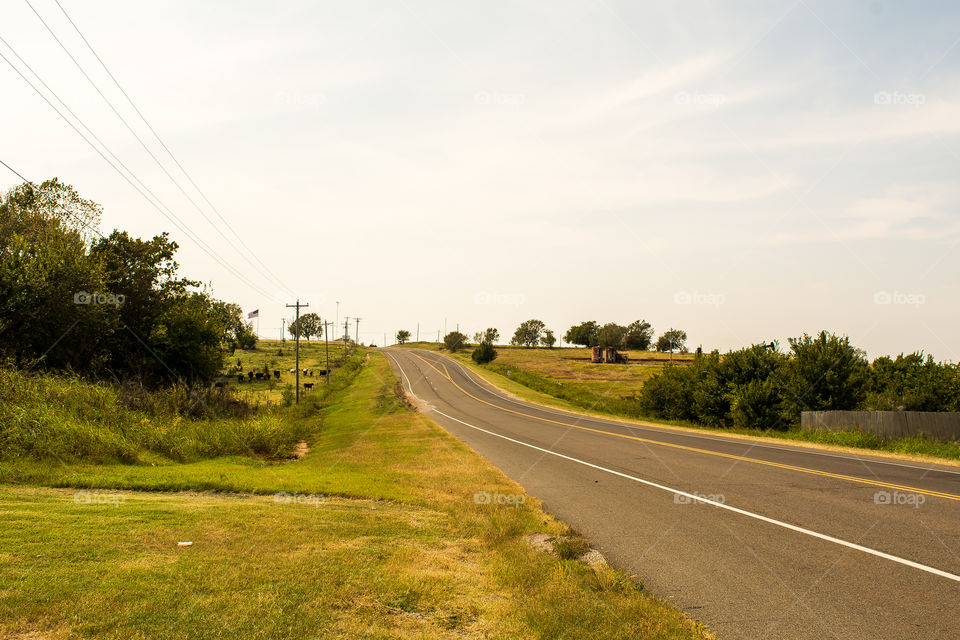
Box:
[22,0,291,298]
[0,34,240,263]
[0,158,30,183]
[49,0,295,298]
[0,45,276,299]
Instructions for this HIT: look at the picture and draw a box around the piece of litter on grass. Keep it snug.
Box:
[177,541,193,546]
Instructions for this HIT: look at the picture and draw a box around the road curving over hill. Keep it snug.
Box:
[383,348,960,640]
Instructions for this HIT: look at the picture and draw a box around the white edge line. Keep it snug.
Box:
[426,350,960,477]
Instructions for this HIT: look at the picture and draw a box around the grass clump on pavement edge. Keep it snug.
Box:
[0,351,713,639]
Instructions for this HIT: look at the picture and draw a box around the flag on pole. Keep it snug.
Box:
[247,309,259,319]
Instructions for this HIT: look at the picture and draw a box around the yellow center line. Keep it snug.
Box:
[409,352,960,503]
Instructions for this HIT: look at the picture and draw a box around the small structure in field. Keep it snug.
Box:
[592,345,628,364]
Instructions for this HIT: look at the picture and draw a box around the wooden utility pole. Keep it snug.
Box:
[323,320,330,385]
[285,299,308,403]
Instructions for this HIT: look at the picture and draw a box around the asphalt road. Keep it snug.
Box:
[382,348,960,640]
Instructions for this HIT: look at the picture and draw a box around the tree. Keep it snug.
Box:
[473,327,499,345]
[472,341,498,364]
[510,319,546,348]
[211,302,257,351]
[597,323,627,349]
[564,321,599,347]
[287,318,302,340]
[623,320,654,350]
[543,329,557,348]
[656,329,687,354]
[298,313,322,341]
[868,353,960,411]
[443,331,468,353]
[396,329,411,345]
[782,331,868,419]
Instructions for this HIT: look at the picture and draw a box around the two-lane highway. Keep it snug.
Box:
[383,348,960,640]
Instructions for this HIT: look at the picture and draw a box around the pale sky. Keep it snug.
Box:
[3,1,959,359]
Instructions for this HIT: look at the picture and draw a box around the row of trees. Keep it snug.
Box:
[431,319,689,353]
[1,179,255,384]
[638,332,960,430]
[565,320,688,353]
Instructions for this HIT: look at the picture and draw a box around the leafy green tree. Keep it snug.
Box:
[443,331,468,353]
[297,313,322,341]
[564,321,599,347]
[149,292,230,383]
[868,353,960,411]
[396,329,411,344]
[543,329,557,348]
[472,341,498,364]
[597,323,627,349]
[473,327,499,345]
[287,318,302,340]
[0,178,256,384]
[510,319,546,347]
[656,329,687,353]
[782,331,869,420]
[0,180,111,371]
[730,378,789,430]
[623,320,654,350]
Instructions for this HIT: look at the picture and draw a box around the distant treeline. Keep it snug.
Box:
[639,333,960,430]
[0,179,256,385]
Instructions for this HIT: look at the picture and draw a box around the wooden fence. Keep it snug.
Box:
[801,410,960,442]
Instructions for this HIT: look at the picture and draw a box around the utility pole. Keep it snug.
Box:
[285,299,309,403]
[354,317,362,345]
[336,301,340,335]
[416,323,419,342]
[323,320,330,385]
[343,317,351,352]
[281,318,286,342]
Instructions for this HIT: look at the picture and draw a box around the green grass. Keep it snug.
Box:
[0,353,714,639]
[396,344,960,465]
[222,338,349,403]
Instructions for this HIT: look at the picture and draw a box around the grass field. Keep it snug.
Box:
[220,338,349,403]
[0,353,713,639]
[396,343,960,465]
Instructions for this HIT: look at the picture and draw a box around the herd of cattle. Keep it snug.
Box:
[233,368,329,384]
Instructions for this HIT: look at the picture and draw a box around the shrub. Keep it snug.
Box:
[443,331,468,353]
[730,378,789,430]
[472,342,498,364]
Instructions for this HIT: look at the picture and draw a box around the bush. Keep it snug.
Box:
[443,331,468,353]
[782,331,868,421]
[472,342,498,364]
[0,368,311,464]
[730,378,788,430]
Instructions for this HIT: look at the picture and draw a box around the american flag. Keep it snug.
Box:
[247,309,259,319]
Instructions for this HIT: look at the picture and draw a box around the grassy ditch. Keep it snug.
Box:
[0,352,714,639]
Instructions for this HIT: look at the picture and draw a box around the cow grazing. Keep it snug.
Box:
[303,383,314,391]
[273,370,281,379]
